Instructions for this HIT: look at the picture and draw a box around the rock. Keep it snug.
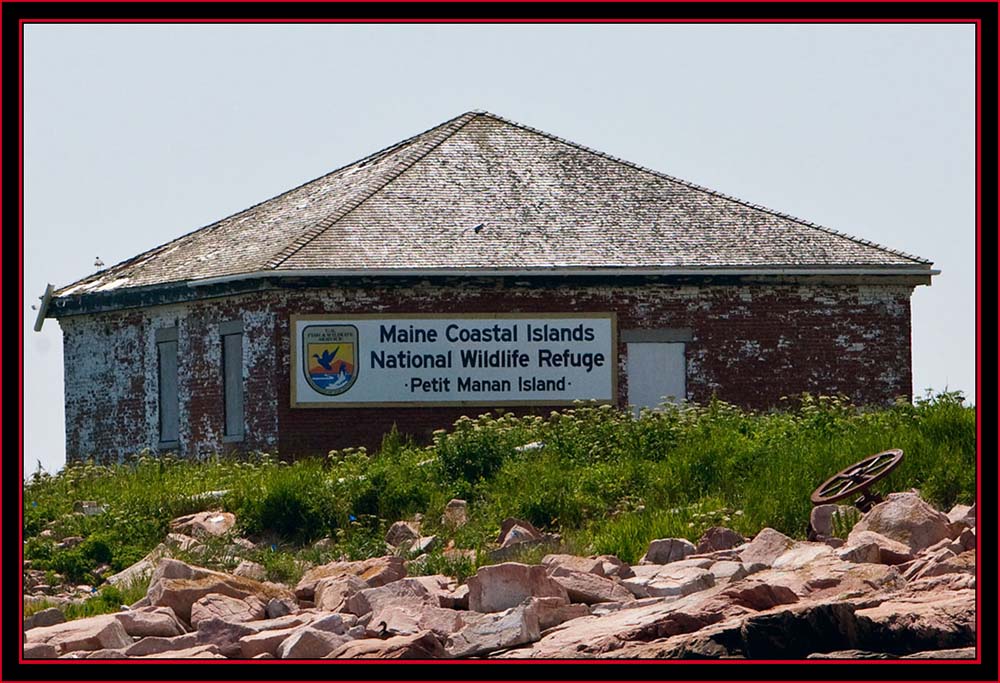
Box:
[168,511,237,538]
[488,533,561,562]
[23,607,66,631]
[58,536,84,549]
[622,565,715,599]
[124,632,198,656]
[22,643,58,659]
[445,584,470,611]
[836,542,881,564]
[233,560,267,582]
[641,538,697,565]
[314,575,368,612]
[500,525,537,548]
[344,578,436,617]
[276,627,352,659]
[238,627,298,658]
[312,537,335,551]
[195,614,320,657]
[901,647,977,659]
[771,543,835,570]
[595,555,635,579]
[542,554,605,576]
[467,563,569,613]
[442,499,468,528]
[133,644,225,659]
[114,606,188,637]
[807,649,892,659]
[548,566,636,605]
[739,528,796,566]
[695,527,746,554]
[953,527,976,553]
[500,588,732,658]
[195,616,257,655]
[190,593,266,628]
[81,648,126,659]
[496,517,542,544]
[385,521,420,548]
[850,493,951,553]
[845,530,915,565]
[947,505,976,537]
[409,575,468,610]
[368,601,468,638]
[854,589,975,654]
[740,601,860,658]
[295,556,406,600]
[413,536,438,554]
[307,613,353,634]
[718,579,800,611]
[105,543,168,588]
[945,503,972,522]
[327,630,446,659]
[903,549,975,582]
[530,596,592,630]
[24,614,132,654]
[146,559,295,624]
[809,504,857,538]
[908,572,975,594]
[446,603,541,657]
[708,561,749,582]
[265,597,299,619]
[165,533,202,552]
[661,557,714,570]
[608,617,745,659]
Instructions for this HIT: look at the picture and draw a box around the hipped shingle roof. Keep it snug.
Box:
[56,111,932,296]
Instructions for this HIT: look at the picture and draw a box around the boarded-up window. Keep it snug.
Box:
[622,329,691,416]
[156,327,179,444]
[221,320,244,440]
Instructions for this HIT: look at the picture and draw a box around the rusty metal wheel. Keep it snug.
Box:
[810,449,905,512]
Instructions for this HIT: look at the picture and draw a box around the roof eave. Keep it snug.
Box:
[186,265,939,288]
[45,264,937,320]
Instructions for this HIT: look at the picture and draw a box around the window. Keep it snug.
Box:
[622,329,691,415]
[221,320,244,441]
[155,327,179,444]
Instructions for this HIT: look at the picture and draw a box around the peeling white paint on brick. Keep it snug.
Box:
[57,281,916,462]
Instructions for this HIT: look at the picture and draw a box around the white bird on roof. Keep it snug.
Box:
[94,257,105,267]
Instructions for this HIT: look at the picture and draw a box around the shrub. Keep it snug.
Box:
[232,458,338,544]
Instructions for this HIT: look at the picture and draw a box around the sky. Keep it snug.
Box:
[22,23,977,476]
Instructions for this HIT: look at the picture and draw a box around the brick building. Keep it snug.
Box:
[38,111,937,462]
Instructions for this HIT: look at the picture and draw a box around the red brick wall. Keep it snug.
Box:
[59,280,914,462]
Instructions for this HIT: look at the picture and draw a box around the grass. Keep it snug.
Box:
[24,573,151,620]
[23,390,976,591]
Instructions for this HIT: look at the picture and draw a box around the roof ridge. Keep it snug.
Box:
[475,111,932,266]
[266,111,481,270]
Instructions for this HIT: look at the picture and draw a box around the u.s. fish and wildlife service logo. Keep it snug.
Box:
[303,325,358,396]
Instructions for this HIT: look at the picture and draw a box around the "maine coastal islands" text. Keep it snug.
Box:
[371,322,608,394]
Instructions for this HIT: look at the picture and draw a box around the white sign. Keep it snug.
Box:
[291,314,617,407]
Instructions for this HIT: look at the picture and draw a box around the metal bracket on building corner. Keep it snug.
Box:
[33,284,54,332]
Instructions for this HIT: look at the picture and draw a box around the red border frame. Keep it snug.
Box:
[11,13,985,677]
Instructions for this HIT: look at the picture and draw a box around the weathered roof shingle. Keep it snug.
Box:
[56,110,932,296]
